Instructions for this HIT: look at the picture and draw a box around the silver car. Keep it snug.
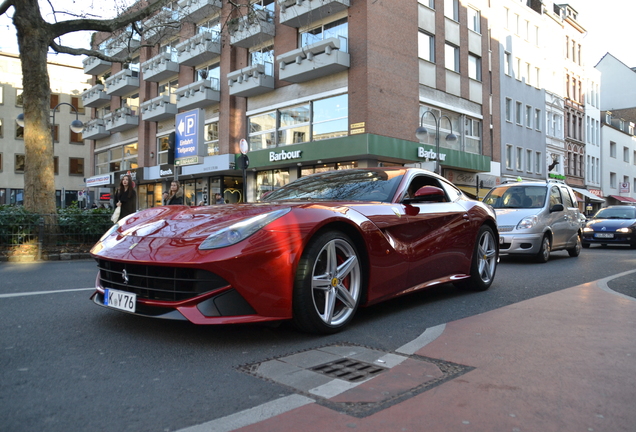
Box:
[483,180,582,263]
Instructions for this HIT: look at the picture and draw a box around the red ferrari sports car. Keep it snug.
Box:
[90,168,498,333]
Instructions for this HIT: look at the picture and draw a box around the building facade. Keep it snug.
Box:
[0,52,91,207]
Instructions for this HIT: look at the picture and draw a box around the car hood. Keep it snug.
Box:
[586,218,636,230]
[493,208,540,227]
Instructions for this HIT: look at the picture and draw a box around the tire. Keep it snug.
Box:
[567,234,582,257]
[535,235,551,263]
[292,231,362,334]
[454,225,497,292]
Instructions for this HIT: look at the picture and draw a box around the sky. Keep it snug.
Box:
[0,0,634,68]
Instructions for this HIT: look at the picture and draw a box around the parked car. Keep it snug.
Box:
[582,205,636,248]
[90,168,499,334]
[482,180,582,263]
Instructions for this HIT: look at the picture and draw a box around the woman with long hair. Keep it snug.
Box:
[113,174,137,222]
[165,180,183,205]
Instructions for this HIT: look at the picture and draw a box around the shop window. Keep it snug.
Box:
[69,157,84,176]
[256,168,289,201]
[278,103,309,145]
[248,111,276,151]
[313,94,348,141]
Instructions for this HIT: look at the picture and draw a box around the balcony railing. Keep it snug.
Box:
[175,78,220,110]
[141,52,179,83]
[81,84,111,108]
[178,0,222,22]
[104,107,139,133]
[144,7,181,43]
[176,31,221,67]
[82,118,110,141]
[229,9,275,48]
[101,32,141,58]
[227,63,274,97]
[140,94,178,122]
[83,57,112,76]
[277,37,349,83]
[279,0,350,28]
[105,69,140,96]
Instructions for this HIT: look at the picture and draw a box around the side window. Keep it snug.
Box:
[405,175,446,201]
[440,180,462,202]
[559,186,574,207]
[549,186,562,207]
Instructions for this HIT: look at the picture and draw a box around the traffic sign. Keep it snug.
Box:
[175,109,205,165]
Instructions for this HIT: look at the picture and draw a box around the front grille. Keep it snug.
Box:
[498,225,515,232]
[97,259,229,302]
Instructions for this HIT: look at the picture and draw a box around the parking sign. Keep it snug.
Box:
[175,109,205,165]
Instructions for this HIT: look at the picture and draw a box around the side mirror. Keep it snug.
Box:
[549,203,564,213]
[405,186,446,203]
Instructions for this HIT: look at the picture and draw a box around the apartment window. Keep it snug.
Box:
[50,93,60,110]
[313,94,348,141]
[158,78,179,104]
[0,119,3,138]
[535,152,542,174]
[610,141,616,158]
[504,8,509,29]
[418,0,435,8]
[195,62,220,83]
[505,98,512,122]
[610,172,616,188]
[523,62,530,84]
[418,31,435,62]
[468,7,481,33]
[514,14,519,35]
[69,157,84,176]
[524,20,529,40]
[16,124,24,139]
[506,144,512,169]
[0,85,3,104]
[516,147,523,170]
[468,54,481,81]
[515,101,522,125]
[444,0,459,21]
[629,123,635,135]
[250,44,274,75]
[70,130,83,144]
[16,88,23,106]
[15,154,26,173]
[534,25,540,46]
[445,43,459,72]
[525,105,532,128]
[197,17,221,39]
[464,118,481,154]
[534,109,541,130]
[514,58,520,80]
[70,96,85,115]
[526,149,532,172]
[504,52,511,76]
[205,122,219,155]
[624,147,630,163]
[278,103,310,146]
[301,17,348,52]
[633,151,636,165]
[0,153,2,173]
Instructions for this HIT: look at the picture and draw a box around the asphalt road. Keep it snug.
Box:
[1,245,634,432]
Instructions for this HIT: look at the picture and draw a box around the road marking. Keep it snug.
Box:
[396,323,446,355]
[597,268,636,302]
[0,288,94,299]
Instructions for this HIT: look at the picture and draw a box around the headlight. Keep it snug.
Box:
[583,227,594,232]
[617,227,632,233]
[199,208,291,250]
[516,215,537,230]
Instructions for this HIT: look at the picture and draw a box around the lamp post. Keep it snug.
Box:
[415,109,457,175]
[16,102,85,139]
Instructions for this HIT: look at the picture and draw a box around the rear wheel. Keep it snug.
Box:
[567,234,582,257]
[535,235,551,263]
[292,231,362,334]
[454,225,497,292]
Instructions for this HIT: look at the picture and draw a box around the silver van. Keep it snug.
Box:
[482,180,582,263]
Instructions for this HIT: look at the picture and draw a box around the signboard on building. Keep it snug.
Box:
[86,174,112,188]
[175,108,205,166]
[620,182,630,193]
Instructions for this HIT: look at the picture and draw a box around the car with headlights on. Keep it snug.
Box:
[482,180,582,263]
[90,168,499,334]
[582,205,636,248]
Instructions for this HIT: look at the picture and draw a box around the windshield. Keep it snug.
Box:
[594,207,636,220]
[262,169,405,202]
[483,185,547,209]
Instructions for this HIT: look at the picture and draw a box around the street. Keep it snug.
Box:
[1,246,635,432]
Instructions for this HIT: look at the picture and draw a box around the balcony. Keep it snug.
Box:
[144,7,181,43]
[229,9,275,48]
[140,94,178,122]
[141,52,179,82]
[83,57,112,76]
[277,37,349,83]
[104,107,139,133]
[176,78,220,110]
[101,31,141,57]
[176,31,221,67]
[227,63,274,97]
[82,118,110,141]
[178,0,222,22]
[81,84,111,108]
[279,0,350,28]
[105,69,140,96]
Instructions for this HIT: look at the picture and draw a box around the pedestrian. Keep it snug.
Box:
[113,174,137,222]
[165,180,184,205]
[214,192,225,204]
[162,191,169,205]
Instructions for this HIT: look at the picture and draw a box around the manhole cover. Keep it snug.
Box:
[310,358,387,382]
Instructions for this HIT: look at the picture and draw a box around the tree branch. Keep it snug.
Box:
[0,0,14,16]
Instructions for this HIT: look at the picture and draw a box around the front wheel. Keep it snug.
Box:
[567,234,582,257]
[292,231,362,334]
[535,235,551,263]
[455,225,497,292]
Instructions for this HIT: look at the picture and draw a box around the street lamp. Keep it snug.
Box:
[16,102,84,139]
[415,109,457,175]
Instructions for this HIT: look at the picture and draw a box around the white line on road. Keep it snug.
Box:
[0,288,94,299]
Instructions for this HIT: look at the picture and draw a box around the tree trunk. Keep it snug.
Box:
[13,0,56,215]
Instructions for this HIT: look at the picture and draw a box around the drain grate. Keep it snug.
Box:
[310,358,387,382]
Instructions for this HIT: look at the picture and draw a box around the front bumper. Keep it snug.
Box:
[498,231,543,256]
[582,232,634,246]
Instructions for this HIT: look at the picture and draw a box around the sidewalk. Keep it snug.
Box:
[190,270,636,432]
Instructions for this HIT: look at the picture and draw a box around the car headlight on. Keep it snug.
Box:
[583,227,594,233]
[516,215,538,230]
[199,208,291,250]
[617,227,632,233]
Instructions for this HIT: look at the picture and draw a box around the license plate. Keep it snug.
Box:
[104,288,136,313]
[594,233,614,239]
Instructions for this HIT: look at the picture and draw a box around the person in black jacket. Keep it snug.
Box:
[114,174,136,221]
[166,180,183,205]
